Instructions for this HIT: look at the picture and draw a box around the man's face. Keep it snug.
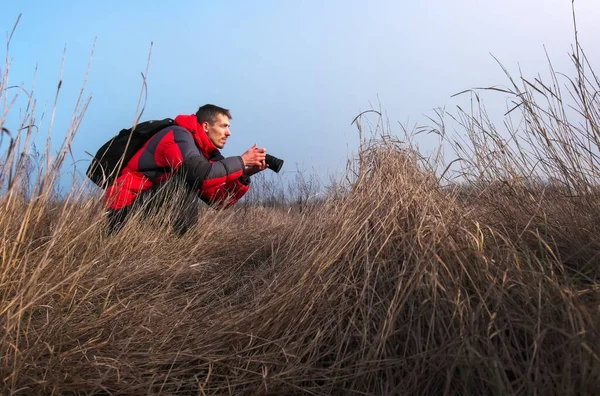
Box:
[202,114,231,149]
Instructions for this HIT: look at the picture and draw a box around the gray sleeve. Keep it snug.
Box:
[172,128,245,187]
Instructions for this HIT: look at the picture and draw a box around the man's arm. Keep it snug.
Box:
[181,140,268,205]
[160,127,245,189]
[206,160,269,206]
[157,128,267,205]
[199,176,250,207]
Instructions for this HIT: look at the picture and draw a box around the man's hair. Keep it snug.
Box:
[196,104,232,125]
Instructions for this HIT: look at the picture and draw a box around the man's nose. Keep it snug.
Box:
[225,129,231,136]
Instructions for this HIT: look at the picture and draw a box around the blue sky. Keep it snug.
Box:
[2,0,600,186]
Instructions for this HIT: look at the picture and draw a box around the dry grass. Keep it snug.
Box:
[1,20,600,396]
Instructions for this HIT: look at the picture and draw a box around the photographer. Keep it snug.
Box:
[105,104,269,235]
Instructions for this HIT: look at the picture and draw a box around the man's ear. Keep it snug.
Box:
[201,121,210,133]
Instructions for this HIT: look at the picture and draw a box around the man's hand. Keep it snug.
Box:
[244,162,268,177]
[241,144,267,167]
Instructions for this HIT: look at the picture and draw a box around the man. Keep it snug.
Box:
[105,104,267,234]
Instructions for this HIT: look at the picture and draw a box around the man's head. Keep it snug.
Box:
[196,104,232,149]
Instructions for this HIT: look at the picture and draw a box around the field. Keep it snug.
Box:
[1,30,600,396]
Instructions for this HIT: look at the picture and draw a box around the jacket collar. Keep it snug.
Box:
[173,114,218,158]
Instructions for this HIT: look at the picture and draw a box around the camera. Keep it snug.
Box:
[265,154,284,173]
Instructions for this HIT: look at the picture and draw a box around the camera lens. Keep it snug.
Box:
[265,154,284,173]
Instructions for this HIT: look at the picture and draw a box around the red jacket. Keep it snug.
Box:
[105,114,249,210]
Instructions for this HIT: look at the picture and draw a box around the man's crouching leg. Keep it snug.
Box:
[171,192,200,236]
[106,207,130,235]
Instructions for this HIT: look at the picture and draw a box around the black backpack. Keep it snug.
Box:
[86,118,174,189]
